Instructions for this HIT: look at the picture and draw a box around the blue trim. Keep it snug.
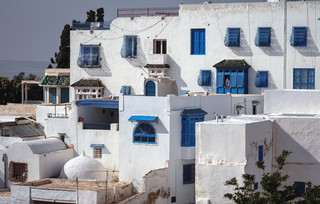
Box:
[129,115,158,121]
[120,86,131,95]
[258,145,263,162]
[191,29,205,55]
[255,71,268,88]
[90,144,105,148]
[225,28,240,47]
[133,122,156,144]
[216,67,248,94]
[145,80,156,96]
[76,100,119,108]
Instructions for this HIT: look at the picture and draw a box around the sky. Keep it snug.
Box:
[0,0,265,64]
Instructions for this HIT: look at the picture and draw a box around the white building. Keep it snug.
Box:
[69,1,320,101]
[196,90,320,203]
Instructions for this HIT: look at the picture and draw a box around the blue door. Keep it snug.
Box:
[61,88,69,103]
[49,88,57,104]
[145,81,156,96]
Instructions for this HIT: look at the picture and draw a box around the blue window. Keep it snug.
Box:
[198,70,211,86]
[254,182,258,190]
[61,88,69,103]
[77,44,100,68]
[224,28,240,47]
[191,29,205,55]
[145,81,156,96]
[181,109,207,147]
[49,88,57,104]
[290,27,307,47]
[255,71,268,88]
[133,123,156,144]
[121,35,137,58]
[294,182,305,197]
[120,86,131,95]
[255,27,271,47]
[216,68,248,94]
[293,68,315,89]
[183,164,195,184]
[258,145,263,162]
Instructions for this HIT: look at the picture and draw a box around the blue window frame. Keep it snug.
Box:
[120,86,131,95]
[254,182,258,190]
[121,35,137,58]
[49,88,57,104]
[133,123,156,144]
[145,81,156,96]
[216,68,248,94]
[293,68,315,89]
[198,70,211,86]
[255,27,271,47]
[191,29,205,55]
[255,71,268,88]
[224,28,240,47]
[61,88,69,103]
[77,44,100,68]
[294,182,305,197]
[183,164,195,184]
[258,145,263,162]
[290,27,307,47]
[181,109,207,147]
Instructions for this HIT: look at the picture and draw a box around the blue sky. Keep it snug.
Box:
[0,0,264,63]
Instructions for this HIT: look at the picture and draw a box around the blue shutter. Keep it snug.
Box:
[145,81,156,96]
[199,29,206,54]
[191,29,205,55]
[120,86,131,95]
[237,71,244,88]
[255,27,271,47]
[49,88,57,104]
[189,116,196,146]
[181,115,188,146]
[61,88,69,103]
[293,68,315,89]
[258,145,263,161]
[225,28,240,47]
[230,70,237,87]
[198,70,211,86]
[217,70,224,87]
[290,27,307,46]
[294,182,305,197]
[255,71,268,87]
[254,182,258,190]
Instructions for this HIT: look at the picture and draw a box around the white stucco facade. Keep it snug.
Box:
[70,1,320,100]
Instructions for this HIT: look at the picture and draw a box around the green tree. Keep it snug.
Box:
[50,24,70,68]
[0,76,10,105]
[225,150,297,203]
[297,182,320,204]
[86,10,96,22]
[96,7,104,22]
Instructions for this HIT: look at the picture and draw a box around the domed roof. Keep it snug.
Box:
[59,151,106,181]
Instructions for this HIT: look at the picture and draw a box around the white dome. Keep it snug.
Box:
[59,151,106,181]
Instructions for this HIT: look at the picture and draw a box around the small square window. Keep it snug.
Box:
[290,27,307,47]
[255,27,271,47]
[183,164,195,184]
[93,146,102,159]
[225,28,240,47]
[153,39,167,54]
[77,44,100,68]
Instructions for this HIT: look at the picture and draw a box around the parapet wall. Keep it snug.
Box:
[0,103,37,118]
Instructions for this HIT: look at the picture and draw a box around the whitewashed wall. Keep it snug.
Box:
[196,119,273,204]
[70,1,320,101]
[264,90,320,114]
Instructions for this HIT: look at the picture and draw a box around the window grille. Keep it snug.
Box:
[133,123,156,144]
[191,29,205,55]
[293,68,315,89]
[9,162,28,182]
[224,28,240,47]
[77,44,100,68]
[93,146,102,158]
[255,27,271,47]
[120,86,131,95]
[145,81,156,96]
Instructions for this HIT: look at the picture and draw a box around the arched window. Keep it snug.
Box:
[133,123,156,144]
[145,81,156,96]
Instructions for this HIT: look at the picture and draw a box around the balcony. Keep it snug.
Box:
[117,7,179,18]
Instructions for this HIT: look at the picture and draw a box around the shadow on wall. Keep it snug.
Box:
[250,69,278,94]
[82,46,112,77]
[274,120,320,165]
[166,55,187,91]
[260,28,283,56]
[295,28,320,57]
[230,29,253,57]
[126,36,147,68]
